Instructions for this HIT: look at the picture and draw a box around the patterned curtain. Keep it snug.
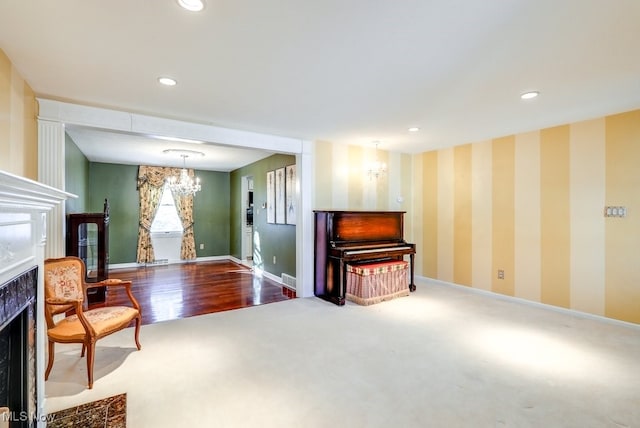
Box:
[173,185,197,261]
[136,165,196,263]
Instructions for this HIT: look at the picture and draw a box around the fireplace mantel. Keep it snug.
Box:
[0,171,73,284]
[0,170,75,427]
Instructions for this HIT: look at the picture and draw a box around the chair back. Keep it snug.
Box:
[44,257,86,325]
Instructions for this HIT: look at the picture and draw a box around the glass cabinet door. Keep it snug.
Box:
[78,222,99,280]
[66,210,109,303]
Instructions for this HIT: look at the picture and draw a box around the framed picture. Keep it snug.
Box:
[266,170,275,224]
[285,164,296,225]
[275,167,286,224]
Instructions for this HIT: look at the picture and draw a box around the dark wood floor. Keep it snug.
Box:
[92,260,295,325]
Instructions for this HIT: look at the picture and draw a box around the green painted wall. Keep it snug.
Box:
[64,133,89,214]
[80,162,231,264]
[193,170,231,257]
[88,163,140,264]
[230,154,296,278]
[64,135,253,266]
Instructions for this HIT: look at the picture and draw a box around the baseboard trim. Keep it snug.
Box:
[110,256,288,289]
[109,262,139,269]
[416,275,640,330]
[110,255,231,270]
[228,255,245,266]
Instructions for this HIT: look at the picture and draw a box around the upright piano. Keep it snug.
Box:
[314,210,416,306]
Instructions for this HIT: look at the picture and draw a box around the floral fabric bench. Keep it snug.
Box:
[346,260,409,306]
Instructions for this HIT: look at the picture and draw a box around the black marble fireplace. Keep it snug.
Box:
[0,267,37,428]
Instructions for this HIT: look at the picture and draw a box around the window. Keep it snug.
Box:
[150,183,184,233]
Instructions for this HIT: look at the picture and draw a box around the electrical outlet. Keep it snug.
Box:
[273,255,276,264]
[199,243,204,250]
[497,269,504,280]
[605,206,627,218]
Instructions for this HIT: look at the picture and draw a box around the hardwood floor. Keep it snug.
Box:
[92,260,295,325]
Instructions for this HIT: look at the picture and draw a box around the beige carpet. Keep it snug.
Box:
[44,279,640,427]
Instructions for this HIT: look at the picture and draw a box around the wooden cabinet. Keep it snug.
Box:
[66,200,109,303]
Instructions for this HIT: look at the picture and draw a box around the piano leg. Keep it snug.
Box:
[316,257,346,306]
[338,259,347,305]
[409,253,416,292]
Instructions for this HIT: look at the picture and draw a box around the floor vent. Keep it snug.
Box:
[281,273,296,290]
[150,259,169,265]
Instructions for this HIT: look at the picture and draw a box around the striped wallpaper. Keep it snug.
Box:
[3,47,637,324]
[0,49,38,180]
[313,140,415,245]
[312,110,639,324]
[418,110,640,324]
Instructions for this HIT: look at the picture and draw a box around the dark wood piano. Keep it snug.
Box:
[314,210,416,306]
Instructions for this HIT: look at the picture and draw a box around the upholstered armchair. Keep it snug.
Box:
[44,256,142,389]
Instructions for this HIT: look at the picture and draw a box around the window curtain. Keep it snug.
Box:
[172,185,197,261]
[136,165,197,263]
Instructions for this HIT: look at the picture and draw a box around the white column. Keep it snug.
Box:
[296,140,314,298]
[37,119,66,258]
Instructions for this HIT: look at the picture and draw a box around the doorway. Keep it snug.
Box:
[241,175,254,265]
[38,98,314,298]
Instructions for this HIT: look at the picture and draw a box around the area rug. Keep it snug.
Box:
[47,393,126,428]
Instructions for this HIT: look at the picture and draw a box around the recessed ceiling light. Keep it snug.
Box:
[520,91,539,100]
[177,0,204,11]
[163,149,205,157]
[155,135,204,144]
[158,77,177,86]
[408,127,420,132]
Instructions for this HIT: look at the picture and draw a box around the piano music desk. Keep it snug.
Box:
[346,260,410,305]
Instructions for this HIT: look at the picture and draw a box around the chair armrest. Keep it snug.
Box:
[45,297,87,328]
[88,278,132,288]
[46,297,82,305]
[89,278,141,312]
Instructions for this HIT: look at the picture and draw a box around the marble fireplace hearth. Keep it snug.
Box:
[0,267,37,428]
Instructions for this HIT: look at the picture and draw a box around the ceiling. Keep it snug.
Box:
[64,125,274,171]
[1,1,639,170]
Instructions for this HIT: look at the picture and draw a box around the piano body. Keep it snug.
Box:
[314,210,416,306]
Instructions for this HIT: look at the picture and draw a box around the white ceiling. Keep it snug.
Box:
[64,125,273,171]
[1,1,639,170]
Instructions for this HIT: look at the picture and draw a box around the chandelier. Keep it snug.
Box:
[367,141,387,180]
[164,150,202,197]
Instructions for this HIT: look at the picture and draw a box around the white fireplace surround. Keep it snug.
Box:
[0,170,74,427]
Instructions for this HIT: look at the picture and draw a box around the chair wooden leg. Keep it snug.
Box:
[86,340,96,389]
[45,341,55,380]
[81,343,86,357]
[134,315,142,350]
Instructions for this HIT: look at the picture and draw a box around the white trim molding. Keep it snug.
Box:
[37,119,68,258]
[418,275,640,330]
[0,169,74,427]
[37,98,314,298]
